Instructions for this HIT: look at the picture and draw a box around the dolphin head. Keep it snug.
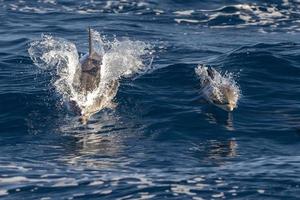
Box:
[221,86,238,111]
[211,85,238,112]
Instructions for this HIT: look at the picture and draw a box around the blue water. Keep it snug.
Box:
[1,0,300,199]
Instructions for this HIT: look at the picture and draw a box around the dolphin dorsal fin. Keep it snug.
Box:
[88,27,93,57]
[207,67,215,79]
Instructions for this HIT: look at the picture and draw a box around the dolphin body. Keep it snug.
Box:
[202,67,237,112]
[71,28,119,124]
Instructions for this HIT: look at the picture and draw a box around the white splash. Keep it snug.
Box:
[0,176,29,184]
[195,65,240,111]
[28,30,153,119]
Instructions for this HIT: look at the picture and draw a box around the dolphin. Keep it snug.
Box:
[201,67,238,112]
[71,28,119,124]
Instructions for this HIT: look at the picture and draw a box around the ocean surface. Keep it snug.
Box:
[1,0,300,199]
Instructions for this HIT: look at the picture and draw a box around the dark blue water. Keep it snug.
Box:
[1,0,300,199]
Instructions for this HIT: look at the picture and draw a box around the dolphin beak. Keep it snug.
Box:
[79,115,90,125]
[227,103,235,112]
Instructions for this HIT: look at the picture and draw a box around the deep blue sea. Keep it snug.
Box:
[1,0,300,199]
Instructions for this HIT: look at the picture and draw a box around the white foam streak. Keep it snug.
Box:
[0,190,8,197]
[174,10,194,16]
[0,176,29,184]
[175,18,199,24]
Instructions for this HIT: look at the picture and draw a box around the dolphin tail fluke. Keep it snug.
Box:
[88,27,93,56]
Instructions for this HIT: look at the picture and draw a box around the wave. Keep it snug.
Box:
[3,1,300,32]
[175,3,300,30]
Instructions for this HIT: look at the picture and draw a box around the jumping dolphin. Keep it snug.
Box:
[71,28,119,124]
[206,67,237,111]
[197,66,239,112]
